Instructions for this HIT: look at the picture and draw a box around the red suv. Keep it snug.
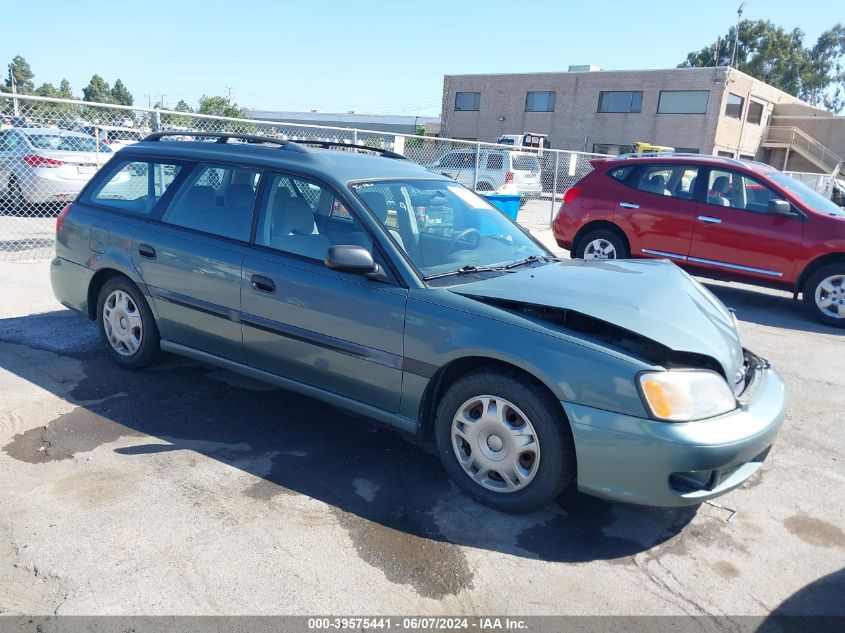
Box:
[553,155,845,327]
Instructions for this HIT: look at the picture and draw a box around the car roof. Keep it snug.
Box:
[603,154,777,175]
[117,139,439,185]
[15,127,92,137]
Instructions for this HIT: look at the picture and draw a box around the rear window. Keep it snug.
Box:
[85,160,182,215]
[26,133,109,153]
[511,155,539,171]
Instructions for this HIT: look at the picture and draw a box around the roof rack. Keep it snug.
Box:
[141,131,406,160]
[289,139,408,160]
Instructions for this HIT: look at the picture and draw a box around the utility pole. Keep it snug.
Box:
[8,65,19,117]
[225,86,235,103]
[731,2,747,69]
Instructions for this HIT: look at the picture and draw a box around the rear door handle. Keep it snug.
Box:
[619,202,639,209]
[138,243,156,259]
[250,274,276,294]
[698,215,722,224]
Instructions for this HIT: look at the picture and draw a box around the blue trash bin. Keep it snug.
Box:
[481,193,522,221]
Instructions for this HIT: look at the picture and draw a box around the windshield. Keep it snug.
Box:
[26,133,110,153]
[351,179,547,280]
[770,173,845,216]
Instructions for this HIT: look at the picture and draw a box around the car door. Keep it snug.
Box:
[688,167,804,281]
[240,172,407,413]
[616,163,700,262]
[131,162,261,363]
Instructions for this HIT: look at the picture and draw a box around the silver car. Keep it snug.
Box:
[0,128,119,205]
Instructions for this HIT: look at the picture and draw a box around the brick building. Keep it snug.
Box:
[440,66,844,176]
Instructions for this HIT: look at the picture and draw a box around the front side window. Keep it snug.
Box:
[633,165,700,199]
[455,92,480,111]
[162,164,259,240]
[725,93,744,119]
[87,160,182,215]
[352,180,546,280]
[705,169,778,213]
[657,90,709,114]
[525,91,555,112]
[597,91,643,113]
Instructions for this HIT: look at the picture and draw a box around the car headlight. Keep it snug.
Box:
[638,370,737,422]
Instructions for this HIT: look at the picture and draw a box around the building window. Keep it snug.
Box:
[725,93,744,119]
[747,101,764,125]
[454,92,480,111]
[657,90,709,114]
[675,147,700,154]
[525,91,555,112]
[597,91,643,113]
[717,151,734,158]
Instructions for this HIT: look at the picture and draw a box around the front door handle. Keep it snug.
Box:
[138,243,156,259]
[250,274,276,294]
[619,202,640,209]
[698,215,722,224]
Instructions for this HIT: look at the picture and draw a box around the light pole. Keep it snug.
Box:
[731,2,747,69]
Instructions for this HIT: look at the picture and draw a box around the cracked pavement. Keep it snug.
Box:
[0,236,843,617]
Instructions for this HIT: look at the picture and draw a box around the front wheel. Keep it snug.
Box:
[434,369,575,513]
[575,228,629,260]
[803,264,845,328]
[96,277,161,369]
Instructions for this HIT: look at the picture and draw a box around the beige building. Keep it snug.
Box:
[440,66,844,176]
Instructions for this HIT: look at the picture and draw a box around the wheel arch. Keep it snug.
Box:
[86,267,148,320]
[796,252,845,294]
[571,220,630,257]
[417,356,571,440]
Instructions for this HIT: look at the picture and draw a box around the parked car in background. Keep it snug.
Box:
[427,149,542,199]
[0,128,118,205]
[553,154,845,327]
[50,132,786,513]
[77,125,145,151]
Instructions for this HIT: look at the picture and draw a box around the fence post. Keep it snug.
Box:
[473,143,480,191]
[153,109,161,132]
[550,151,560,224]
[352,128,358,145]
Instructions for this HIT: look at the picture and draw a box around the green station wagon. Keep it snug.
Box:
[50,132,787,513]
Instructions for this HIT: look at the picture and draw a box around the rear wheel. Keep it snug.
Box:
[434,369,575,513]
[803,264,845,328]
[575,228,629,260]
[96,277,161,369]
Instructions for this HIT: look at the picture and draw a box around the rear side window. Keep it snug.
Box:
[162,164,260,241]
[511,155,539,171]
[86,160,182,215]
[608,166,634,182]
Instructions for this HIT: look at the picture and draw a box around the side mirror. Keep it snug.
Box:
[768,199,792,216]
[324,245,381,277]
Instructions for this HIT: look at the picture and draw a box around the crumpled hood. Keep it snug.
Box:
[451,259,744,378]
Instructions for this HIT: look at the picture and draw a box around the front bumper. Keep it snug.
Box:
[564,363,787,506]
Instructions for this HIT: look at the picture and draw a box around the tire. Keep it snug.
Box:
[803,263,845,328]
[434,369,576,513]
[574,228,629,260]
[96,277,161,369]
[476,182,494,192]
[7,176,24,212]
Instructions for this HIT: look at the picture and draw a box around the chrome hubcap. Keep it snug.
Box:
[815,274,845,319]
[102,290,143,356]
[584,238,616,260]
[451,395,540,494]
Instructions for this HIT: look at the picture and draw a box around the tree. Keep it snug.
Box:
[680,20,845,112]
[82,74,112,103]
[161,99,194,128]
[197,95,243,118]
[4,55,35,94]
[58,79,74,100]
[110,79,133,106]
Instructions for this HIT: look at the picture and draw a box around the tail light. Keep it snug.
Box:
[562,186,583,204]
[23,154,63,168]
[56,203,72,234]
[504,171,514,184]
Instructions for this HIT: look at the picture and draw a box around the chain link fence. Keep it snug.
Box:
[1,93,605,261]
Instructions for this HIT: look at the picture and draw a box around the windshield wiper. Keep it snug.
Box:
[505,254,560,269]
[423,264,513,281]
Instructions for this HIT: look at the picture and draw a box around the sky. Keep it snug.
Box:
[1,0,839,117]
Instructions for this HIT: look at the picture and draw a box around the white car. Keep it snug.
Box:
[428,149,543,196]
[0,128,123,205]
[78,125,145,152]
